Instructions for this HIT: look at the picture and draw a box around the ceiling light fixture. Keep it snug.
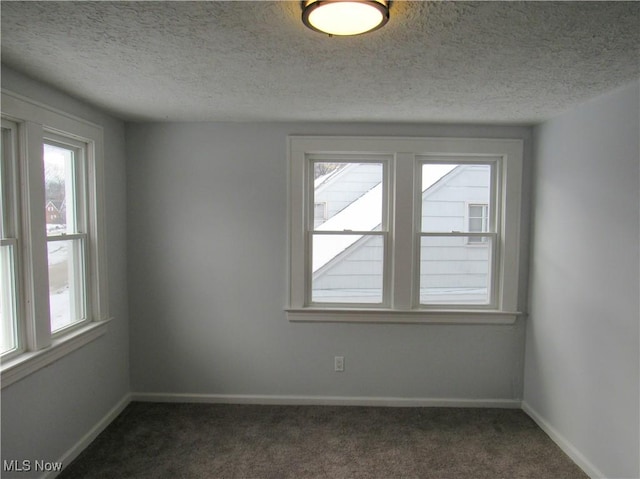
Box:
[302,0,390,36]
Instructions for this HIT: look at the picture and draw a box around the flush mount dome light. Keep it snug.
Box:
[302,0,390,36]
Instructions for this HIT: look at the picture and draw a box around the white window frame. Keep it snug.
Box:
[308,156,392,307]
[44,133,90,335]
[287,136,523,324]
[1,118,23,360]
[1,90,110,388]
[417,159,498,308]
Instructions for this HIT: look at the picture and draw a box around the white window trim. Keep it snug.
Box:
[1,90,111,388]
[287,136,524,324]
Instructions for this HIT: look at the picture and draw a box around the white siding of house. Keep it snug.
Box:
[313,235,384,303]
[421,166,490,231]
[420,165,491,303]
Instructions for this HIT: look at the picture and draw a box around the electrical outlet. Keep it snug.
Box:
[334,356,344,372]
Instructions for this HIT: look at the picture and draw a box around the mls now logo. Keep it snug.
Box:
[3,459,63,473]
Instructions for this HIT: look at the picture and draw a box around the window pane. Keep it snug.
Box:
[313,162,383,230]
[469,217,484,231]
[312,234,383,303]
[44,143,76,236]
[421,164,491,232]
[419,236,492,305]
[1,244,18,354]
[48,239,85,332]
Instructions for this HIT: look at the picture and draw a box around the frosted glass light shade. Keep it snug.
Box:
[302,0,390,36]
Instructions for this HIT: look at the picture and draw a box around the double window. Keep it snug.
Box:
[288,136,523,323]
[1,92,109,386]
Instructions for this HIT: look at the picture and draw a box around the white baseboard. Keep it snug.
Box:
[33,392,612,479]
[131,392,521,409]
[47,393,131,479]
[521,401,604,479]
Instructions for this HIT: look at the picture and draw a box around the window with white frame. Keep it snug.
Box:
[287,136,523,323]
[418,162,494,305]
[44,136,88,333]
[1,119,20,358]
[311,159,389,304]
[1,91,109,387]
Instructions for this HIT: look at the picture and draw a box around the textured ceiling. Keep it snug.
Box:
[1,1,639,123]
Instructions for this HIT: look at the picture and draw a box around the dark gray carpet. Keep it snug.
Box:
[58,402,588,479]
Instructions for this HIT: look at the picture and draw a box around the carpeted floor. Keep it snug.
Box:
[58,402,588,479]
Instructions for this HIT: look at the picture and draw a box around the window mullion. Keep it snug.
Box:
[391,153,415,310]
[19,121,52,351]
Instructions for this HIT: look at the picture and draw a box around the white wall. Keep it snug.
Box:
[126,122,531,403]
[1,66,130,474]
[524,81,640,479]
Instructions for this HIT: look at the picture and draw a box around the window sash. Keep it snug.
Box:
[43,135,87,234]
[308,158,389,232]
[43,135,90,335]
[415,160,498,308]
[47,235,88,335]
[1,242,20,357]
[305,157,391,307]
[417,160,497,233]
[1,120,22,359]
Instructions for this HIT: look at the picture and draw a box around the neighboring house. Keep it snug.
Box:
[312,163,490,304]
[45,199,66,225]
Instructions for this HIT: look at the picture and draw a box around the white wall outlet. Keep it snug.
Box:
[334,356,344,372]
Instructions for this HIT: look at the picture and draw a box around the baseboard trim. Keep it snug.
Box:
[131,392,521,409]
[43,394,607,479]
[29,392,614,479]
[521,401,604,479]
[47,393,131,479]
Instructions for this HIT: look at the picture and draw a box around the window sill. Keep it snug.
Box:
[1,318,112,389]
[286,308,522,324]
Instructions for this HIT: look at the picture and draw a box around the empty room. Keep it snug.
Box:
[1,1,638,478]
